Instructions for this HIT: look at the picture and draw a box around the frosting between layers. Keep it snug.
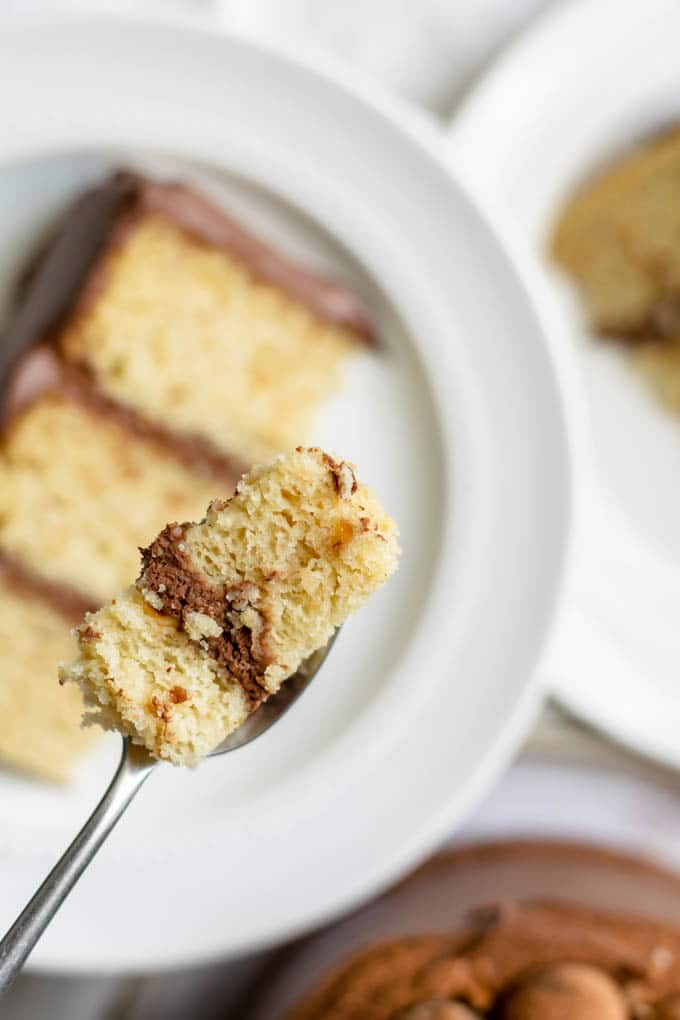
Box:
[139,523,271,708]
[1,344,246,486]
[0,550,95,624]
[606,295,680,343]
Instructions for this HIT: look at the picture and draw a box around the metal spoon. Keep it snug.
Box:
[0,632,337,990]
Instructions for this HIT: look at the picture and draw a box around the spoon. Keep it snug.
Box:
[0,631,338,990]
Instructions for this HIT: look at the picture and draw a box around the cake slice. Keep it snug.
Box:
[60,448,399,766]
[29,171,376,464]
[0,346,234,603]
[551,126,680,413]
[551,127,680,339]
[0,564,95,781]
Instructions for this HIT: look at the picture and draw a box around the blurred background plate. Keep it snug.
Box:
[0,10,572,972]
[450,0,680,769]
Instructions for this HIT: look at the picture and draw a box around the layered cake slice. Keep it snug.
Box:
[35,171,376,464]
[551,126,680,412]
[0,347,233,604]
[0,566,95,781]
[60,448,399,766]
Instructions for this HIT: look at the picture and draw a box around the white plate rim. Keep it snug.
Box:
[0,8,575,971]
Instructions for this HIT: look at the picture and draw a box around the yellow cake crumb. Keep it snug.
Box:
[0,393,223,602]
[0,580,96,781]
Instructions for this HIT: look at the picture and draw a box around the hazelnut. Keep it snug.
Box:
[498,963,626,1020]
[657,994,680,1019]
[335,461,357,499]
[398,1002,479,1020]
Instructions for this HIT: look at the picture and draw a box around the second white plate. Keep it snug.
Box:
[451,0,680,768]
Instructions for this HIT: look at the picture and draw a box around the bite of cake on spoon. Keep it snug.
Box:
[59,447,399,766]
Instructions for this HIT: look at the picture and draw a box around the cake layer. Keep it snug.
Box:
[0,571,95,781]
[61,448,399,765]
[0,348,227,604]
[21,171,376,463]
[289,901,680,1019]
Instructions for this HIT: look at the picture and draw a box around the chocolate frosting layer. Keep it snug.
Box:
[129,173,377,343]
[2,344,246,486]
[0,551,96,624]
[139,523,270,708]
[599,294,680,343]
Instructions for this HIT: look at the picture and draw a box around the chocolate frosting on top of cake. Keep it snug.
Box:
[10,169,377,353]
[139,523,271,708]
[129,174,378,344]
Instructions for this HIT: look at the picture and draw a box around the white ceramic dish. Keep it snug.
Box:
[0,10,572,972]
[451,0,680,769]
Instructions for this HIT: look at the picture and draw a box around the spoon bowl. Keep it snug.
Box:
[213,630,339,756]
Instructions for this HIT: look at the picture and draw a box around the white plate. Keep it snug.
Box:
[450,0,680,769]
[0,10,572,972]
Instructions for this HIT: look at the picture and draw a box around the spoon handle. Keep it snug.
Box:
[0,738,155,991]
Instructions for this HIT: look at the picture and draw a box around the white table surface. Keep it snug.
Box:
[6,1,680,1017]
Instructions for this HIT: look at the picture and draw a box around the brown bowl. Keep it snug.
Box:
[237,840,680,1019]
